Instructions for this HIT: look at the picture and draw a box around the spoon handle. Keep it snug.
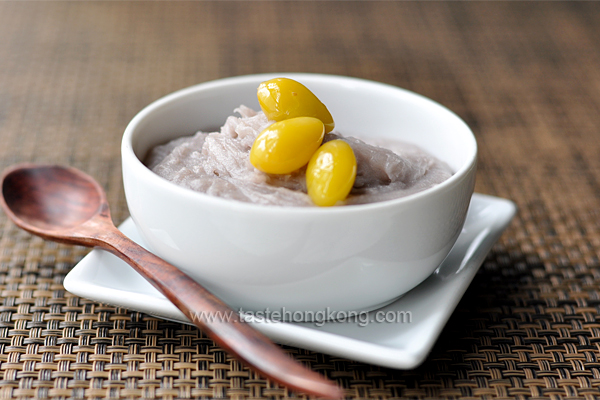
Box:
[95,226,342,400]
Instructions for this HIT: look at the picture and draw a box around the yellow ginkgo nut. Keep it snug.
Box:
[250,117,325,174]
[257,78,335,133]
[306,140,357,207]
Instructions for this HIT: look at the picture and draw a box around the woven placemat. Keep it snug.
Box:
[1,2,600,398]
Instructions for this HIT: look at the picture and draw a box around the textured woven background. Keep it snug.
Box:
[1,2,600,399]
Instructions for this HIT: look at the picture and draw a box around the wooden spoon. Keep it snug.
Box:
[0,164,343,400]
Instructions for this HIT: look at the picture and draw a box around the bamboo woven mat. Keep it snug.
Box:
[1,2,600,399]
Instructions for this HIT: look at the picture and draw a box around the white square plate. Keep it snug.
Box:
[64,193,516,369]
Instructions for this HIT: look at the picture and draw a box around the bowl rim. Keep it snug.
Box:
[122,73,477,215]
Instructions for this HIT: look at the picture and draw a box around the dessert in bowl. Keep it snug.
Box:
[121,73,477,316]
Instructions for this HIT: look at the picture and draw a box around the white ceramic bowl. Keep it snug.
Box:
[122,73,477,317]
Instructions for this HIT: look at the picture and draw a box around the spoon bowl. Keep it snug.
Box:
[2,165,103,233]
[0,163,342,400]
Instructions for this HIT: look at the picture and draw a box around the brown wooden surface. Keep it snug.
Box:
[1,2,600,399]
